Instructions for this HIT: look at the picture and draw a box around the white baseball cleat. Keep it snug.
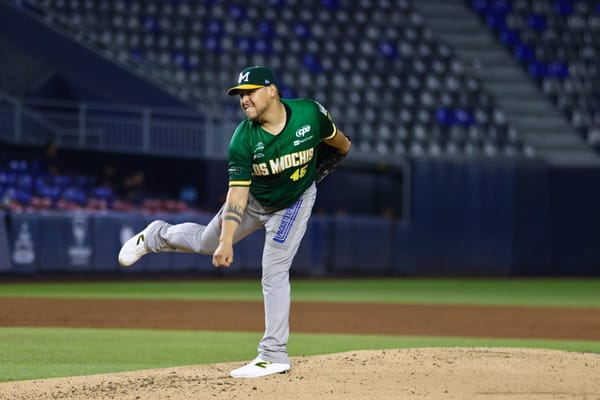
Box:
[230,356,290,378]
[118,220,165,267]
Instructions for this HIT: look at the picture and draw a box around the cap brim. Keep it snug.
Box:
[227,84,266,95]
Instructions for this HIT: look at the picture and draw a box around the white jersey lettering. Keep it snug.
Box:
[257,149,314,176]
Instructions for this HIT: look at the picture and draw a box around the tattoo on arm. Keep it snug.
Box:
[225,205,244,218]
[223,205,244,225]
[223,215,242,224]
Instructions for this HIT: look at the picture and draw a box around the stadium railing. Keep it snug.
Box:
[0,92,236,159]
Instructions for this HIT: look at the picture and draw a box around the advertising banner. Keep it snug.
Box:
[8,213,40,272]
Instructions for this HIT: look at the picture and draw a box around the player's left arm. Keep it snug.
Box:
[316,125,352,183]
[315,129,351,183]
[313,100,351,182]
[323,126,351,154]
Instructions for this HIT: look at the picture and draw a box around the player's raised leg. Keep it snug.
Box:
[118,207,262,267]
[118,218,219,267]
[118,220,170,266]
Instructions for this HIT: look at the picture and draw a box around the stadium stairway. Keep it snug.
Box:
[413,0,600,165]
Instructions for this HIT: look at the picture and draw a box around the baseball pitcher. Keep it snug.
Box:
[118,66,351,378]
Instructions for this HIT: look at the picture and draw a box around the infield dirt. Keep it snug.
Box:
[1,298,599,399]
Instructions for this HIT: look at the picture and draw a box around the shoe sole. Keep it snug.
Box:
[230,365,290,378]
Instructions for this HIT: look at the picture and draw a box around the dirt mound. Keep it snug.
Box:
[2,348,599,400]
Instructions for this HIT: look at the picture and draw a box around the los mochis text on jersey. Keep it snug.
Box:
[252,148,314,176]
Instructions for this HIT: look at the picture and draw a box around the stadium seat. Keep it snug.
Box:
[14,0,531,160]
[471,0,600,147]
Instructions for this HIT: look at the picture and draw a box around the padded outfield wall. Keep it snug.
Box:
[405,158,600,276]
[1,159,599,276]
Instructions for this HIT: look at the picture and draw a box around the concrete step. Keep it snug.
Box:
[459,50,516,65]
[442,33,498,48]
[501,100,558,116]
[425,19,485,33]
[485,82,540,97]
[414,1,472,16]
[517,126,576,138]
[517,111,566,122]
[425,22,478,32]
[515,121,575,136]
[522,132,587,147]
[413,0,600,165]
[535,150,600,165]
[479,67,528,80]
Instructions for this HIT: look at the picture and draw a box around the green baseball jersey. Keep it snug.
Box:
[228,98,337,209]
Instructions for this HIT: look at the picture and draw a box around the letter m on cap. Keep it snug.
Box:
[238,71,250,84]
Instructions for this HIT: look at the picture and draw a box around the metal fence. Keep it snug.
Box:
[0,93,410,167]
[0,93,238,159]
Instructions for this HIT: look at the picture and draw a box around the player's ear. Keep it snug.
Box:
[268,84,278,98]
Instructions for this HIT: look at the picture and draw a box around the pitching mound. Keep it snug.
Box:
[2,347,599,400]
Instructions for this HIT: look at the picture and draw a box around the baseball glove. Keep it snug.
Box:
[315,141,348,183]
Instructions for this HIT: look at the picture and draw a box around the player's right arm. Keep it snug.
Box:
[214,124,252,267]
[213,185,249,267]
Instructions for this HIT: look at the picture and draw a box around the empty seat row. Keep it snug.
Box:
[20,0,532,161]
[0,158,190,213]
[472,0,600,148]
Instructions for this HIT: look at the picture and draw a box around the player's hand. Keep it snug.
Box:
[212,242,234,267]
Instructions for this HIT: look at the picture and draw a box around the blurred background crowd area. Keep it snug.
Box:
[1,141,205,213]
[1,0,600,217]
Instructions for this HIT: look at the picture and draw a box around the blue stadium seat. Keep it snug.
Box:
[471,0,600,146]
[61,186,88,207]
[16,0,531,160]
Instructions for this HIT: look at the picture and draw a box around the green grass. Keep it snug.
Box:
[1,279,599,383]
[1,278,600,307]
[1,327,599,383]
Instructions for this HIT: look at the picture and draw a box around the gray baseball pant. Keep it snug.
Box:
[144,182,317,365]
